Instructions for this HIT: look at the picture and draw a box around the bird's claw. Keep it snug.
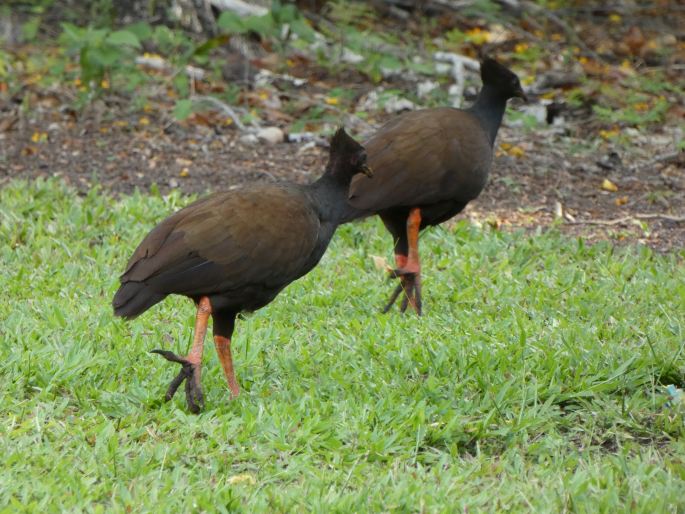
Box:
[151,349,205,413]
[382,271,422,315]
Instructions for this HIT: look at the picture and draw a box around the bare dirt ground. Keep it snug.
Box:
[1,99,683,252]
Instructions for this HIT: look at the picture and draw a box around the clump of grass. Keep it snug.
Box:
[1,179,684,512]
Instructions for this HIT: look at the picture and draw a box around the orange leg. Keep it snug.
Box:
[384,208,423,315]
[214,336,240,398]
[152,296,211,413]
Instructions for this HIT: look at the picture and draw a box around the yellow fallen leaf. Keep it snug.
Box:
[500,143,524,158]
[179,168,190,177]
[100,79,109,89]
[465,27,491,44]
[143,104,153,113]
[324,97,339,106]
[599,128,620,140]
[609,13,622,23]
[614,196,628,206]
[633,102,649,112]
[138,116,150,126]
[514,43,529,54]
[602,179,618,192]
[370,255,391,272]
[486,216,502,230]
[508,146,525,158]
[114,120,129,128]
[227,474,256,485]
[31,131,48,143]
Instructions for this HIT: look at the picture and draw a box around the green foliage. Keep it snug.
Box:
[58,23,140,88]
[217,1,315,44]
[593,97,669,127]
[0,50,11,78]
[1,179,684,511]
[172,98,194,121]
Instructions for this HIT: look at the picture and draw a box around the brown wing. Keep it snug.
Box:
[119,184,321,296]
[348,108,493,211]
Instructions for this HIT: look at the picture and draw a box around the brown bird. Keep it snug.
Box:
[112,128,372,412]
[347,58,526,315]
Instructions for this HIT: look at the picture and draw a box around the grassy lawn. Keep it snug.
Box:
[1,179,684,513]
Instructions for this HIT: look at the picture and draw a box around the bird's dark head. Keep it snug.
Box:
[326,127,373,182]
[480,58,527,101]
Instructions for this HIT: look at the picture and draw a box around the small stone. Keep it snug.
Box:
[256,126,284,145]
[168,178,179,188]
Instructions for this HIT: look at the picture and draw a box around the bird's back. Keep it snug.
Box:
[348,107,493,213]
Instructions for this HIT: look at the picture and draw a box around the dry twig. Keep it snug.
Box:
[569,214,685,226]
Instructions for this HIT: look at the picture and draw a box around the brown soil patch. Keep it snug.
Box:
[1,96,683,252]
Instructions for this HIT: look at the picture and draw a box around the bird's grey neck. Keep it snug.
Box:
[467,86,508,146]
[307,173,354,222]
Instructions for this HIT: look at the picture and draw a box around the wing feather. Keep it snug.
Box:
[119,185,321,297]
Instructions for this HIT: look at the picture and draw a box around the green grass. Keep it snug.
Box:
[1,179,684,513]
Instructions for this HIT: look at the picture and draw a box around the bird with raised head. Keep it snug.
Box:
[112,128,372,412]
[347,57,526,315]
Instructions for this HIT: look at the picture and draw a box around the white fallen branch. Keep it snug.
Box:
[629,151,682,172]
[287,132,327,145]
[254,69,307,88]
[135,55,206,80]
[434,52,476,107]
[192,95,252,132]
[210,0,268,17]
[433,52,480,72]
[569,213,685,226]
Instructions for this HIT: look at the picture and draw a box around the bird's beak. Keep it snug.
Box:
[515,87,528,103]
[360,163,374,178]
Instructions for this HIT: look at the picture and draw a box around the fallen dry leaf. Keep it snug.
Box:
[370,255,391,272]
[31,131,48,143]
[602,179,619,192]
[599,128,620,140]
[615,196,629,206]
[227,474,256,485]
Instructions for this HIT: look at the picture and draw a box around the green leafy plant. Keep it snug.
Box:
[58,23,141,88]
[217,1,315,47]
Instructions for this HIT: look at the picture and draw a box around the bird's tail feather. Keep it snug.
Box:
[112,281,165,320]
